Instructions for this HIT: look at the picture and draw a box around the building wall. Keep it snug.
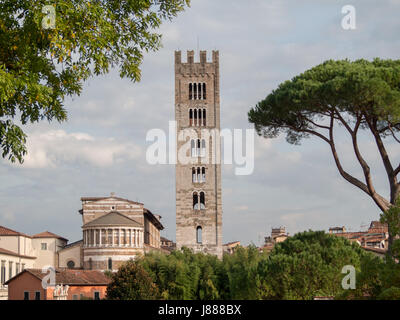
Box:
[83,247,143,271]
[46,285,108,300]
[175,50,223,258]
[0,235,35,257]
[7,271,45,300]
[58,244,83,269]
[32,238,66,269]
[0,253,35,283]
[81,198,144,225]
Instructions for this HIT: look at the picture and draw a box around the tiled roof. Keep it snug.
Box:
[32,231,68,241]
[362,247,387,254]
[6,269,111,286]
[223,241,241,246]
[83,211,142,228]
[0,225,31,238]
[0,247,36,259]
[61,240,83,250]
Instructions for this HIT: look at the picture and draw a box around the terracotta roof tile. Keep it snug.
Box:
[32,231,68,241]
[6,269,111,286]
[0,225,31,238]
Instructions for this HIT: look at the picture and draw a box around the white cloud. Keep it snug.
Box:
[13,130,142,169]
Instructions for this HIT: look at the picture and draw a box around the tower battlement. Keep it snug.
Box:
[175,50,219,65]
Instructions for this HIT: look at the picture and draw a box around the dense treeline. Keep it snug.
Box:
[106,230,400,300]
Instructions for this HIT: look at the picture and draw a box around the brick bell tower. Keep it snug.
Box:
[174,50,222,258]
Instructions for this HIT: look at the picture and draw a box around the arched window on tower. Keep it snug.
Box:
[191,140,196,157]
[196,226,202,244]
[203,83,206,100]
[194,109,198,126]
[108,258,112,270]
[197,139,201,157]
[197,167,201,183]
[193,192,199,210]
[193,83,197,100]
[189,109,193,126]
[200,192,205,210]
[198,83,202,100]
[189,83,193,100]
[198,108,202,126]
[203,109,206,126]
[202,167,206,182]
[201,139,206,157]
[192,168,197,183]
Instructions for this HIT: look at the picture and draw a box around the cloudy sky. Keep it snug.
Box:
[1,0,400,246]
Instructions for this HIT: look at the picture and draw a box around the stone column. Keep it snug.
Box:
[118,228,121,247]
[99,229,102,246]
[112,228,115,247]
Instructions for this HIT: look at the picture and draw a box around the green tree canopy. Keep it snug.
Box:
[0,0,189,162]
[249,59,400,213]
[106,260,159,300]
[259,230,370,300]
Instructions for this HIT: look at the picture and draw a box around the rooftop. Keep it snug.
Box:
[6,269,111,286]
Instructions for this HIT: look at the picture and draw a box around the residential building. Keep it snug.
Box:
[6,269,110,300]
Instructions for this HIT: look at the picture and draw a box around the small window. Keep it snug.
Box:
[203,109,206,126]
[191,140,196,157]
[192,168,197,183]
[189,109,193,126]
[203,83,206,100]
[80,293,84,300]
[24,291,29,300]
[88,258,93,270]
[41,243,47,250]
[72,294,78,300]
[108,258,112,270]
[193,192,199,210]
[194,109,198,126]
[189,83,193,100]
[35,291,41,300]
[111,206,115,210]
[193,83,197,100]
[197,227,202,244]
[201,139,206,157]
[202,167,206,183]
[94,291,100,300]
[200,192,205,210]
[67,260,75,269]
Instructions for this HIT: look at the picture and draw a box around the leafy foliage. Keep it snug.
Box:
[107,232,375,300]
[0,0,190,162]
[260,231,369,300]
[106,260,159,300]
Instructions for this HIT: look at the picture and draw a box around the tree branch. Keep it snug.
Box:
[328,113,391,211]
[366,116,398,203]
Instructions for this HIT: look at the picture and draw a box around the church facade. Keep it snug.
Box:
[175,50,223,258]
[58,194,164,271]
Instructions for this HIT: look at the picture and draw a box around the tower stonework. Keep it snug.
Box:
[175,50,223,258]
